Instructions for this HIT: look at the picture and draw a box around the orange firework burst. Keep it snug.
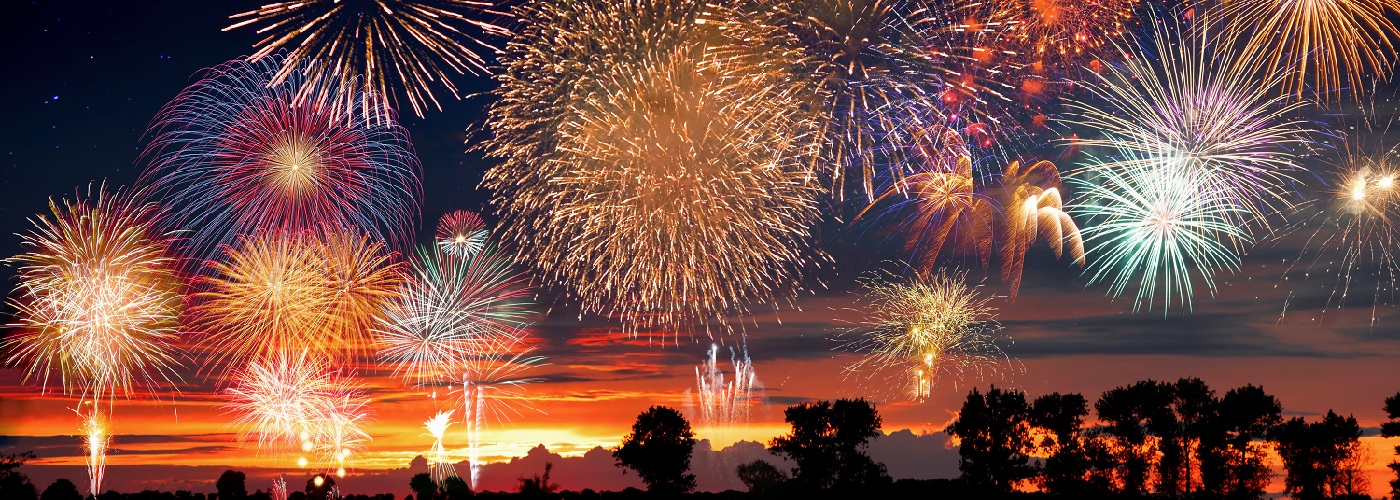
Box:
[3,184,185,399]
[225,0,510,120]
[483,0,824,336]
[995,159,1085,298]
[858,125,995,275]
[1218,0,1400,99]
[191,228,400,369]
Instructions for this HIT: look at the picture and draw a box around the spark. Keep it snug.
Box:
[997,159,1085,298]
[459,334,546,490]
[694,343,758,448]
[79,406,108,497]
[843,269,1009,401]
[140,56,421,263]
[424,410,457,484]
[436,210,489,259]
[225,0,510,120]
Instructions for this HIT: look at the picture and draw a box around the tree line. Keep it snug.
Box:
[2,381,1398,499]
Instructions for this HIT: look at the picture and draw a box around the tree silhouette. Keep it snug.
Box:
[517,462,558,498]
[409,472,438,500]
[1199,384,1280,499]
[736,459,789,496]
[305,475,335,499]
[1029,392,1113,495]
[947,386,1035,492]
[216,470,248,500]
[1095,380,1173,495]
[1383,392,1400,499]
[769,398,888,492]
[1275,410,1366,500]
[39,479,80,500]
[612,405,697,494]
[0,452,38,500]
[441,476,471,498]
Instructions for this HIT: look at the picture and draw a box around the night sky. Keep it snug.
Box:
[1,1,1398,498]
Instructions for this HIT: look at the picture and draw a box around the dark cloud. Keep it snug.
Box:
[1003,312,1367,359]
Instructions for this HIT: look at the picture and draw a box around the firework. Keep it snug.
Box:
[1065,18,1310,228]
[958,0,1137,73]
[436,210,490,258]
[459,334,546,490]
[709,0,1020,199]
[1072,149,1252,313]
[272,476,289,500]
[223,350,373,473]
[192,229,400,369]
[225,0,508,120]
[424,410,458,484]
[140,56,421,262]
[1278,129,1400,324]
[996,159,1085,298]
[858,125,995,274]
[3,184,184,400]
[482,0,824,336]
[79,406,108,497]
[375,244,534,386]
[844,269,1008,401]
[694,343,758,446]
[1217,0,1400,100]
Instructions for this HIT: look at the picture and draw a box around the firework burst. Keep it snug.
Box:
[996,159,1085,298]
[858,125,995,274]
[710,0,1021,199]
[459,334,546,490]
[843,269,1009,401]
[1278,127,1400,324]
[1217,0,1400,100]
[1065,18,1310,229]
[375,243,534,387]
[223,350,373,473]
[3,184,185,400]
[1072,149,1252,313]
[436,210,489,259]
[694,343,758,447]
[959,0,1137,73]
[141,56,421,262]
[483,0,824,336]
[192,229,400,369]
[225,0,510,120]
[424,410,458,483]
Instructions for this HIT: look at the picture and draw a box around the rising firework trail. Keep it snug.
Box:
[459,334,546,490]
[79,405,108,497]
[843,269,1010,401]
[225,0,510,120]
[141,56,421,263]
[695,343,758,448]
[482,0,824,337]
[424,410,457,484]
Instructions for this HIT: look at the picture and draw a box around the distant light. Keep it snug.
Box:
[313,476,325,487]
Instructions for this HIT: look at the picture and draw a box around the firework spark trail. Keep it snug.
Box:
[3,184,185,400]
[1215,0,1400,100]
[222,349,374,475]
[271,476,289,500]
[79,406,108,497]
[193,229,400,369]
[953,0,1138,74]
[140,56,421,263]
[1065,17,1310,231]
[997,159,1085,298]
[858,125,996,275]
[459,334,546,490]
[843,269,1009,401]
[709,0,1024,199]
[1277,124,1400,324]
[375,243,535,387]
[695,343,757,448]
[225,0,509,120]
[436,210,490,259]
[482,0,825,337]
[1072,148,1252,313]
[424,410,457,484]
